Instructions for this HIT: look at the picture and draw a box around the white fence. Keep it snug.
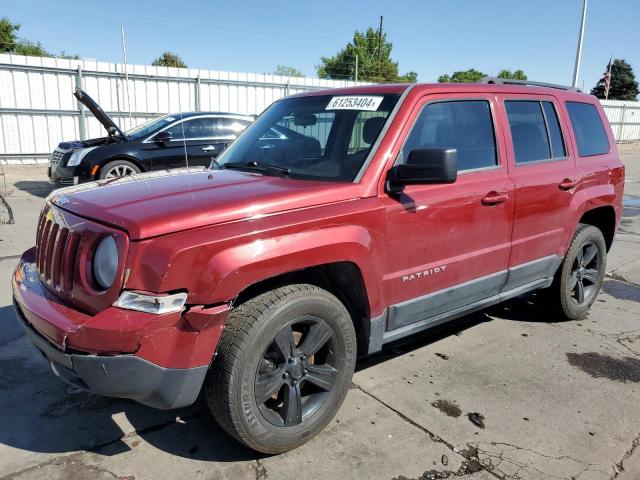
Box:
[0,53,638,165]
[600,99,640,143]
[0,54,363,164]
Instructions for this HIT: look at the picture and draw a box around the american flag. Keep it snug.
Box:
[604,58,612,100]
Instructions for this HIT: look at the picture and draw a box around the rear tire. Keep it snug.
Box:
[541,224,607,320]
[98,160,141,179]
[205,284,356,454]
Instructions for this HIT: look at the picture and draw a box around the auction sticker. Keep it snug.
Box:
[326,96,383,111]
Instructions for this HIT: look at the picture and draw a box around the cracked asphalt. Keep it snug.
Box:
[1,144,640,480]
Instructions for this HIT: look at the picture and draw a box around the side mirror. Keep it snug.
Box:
[386,148,458,194]
[153,131,173,144]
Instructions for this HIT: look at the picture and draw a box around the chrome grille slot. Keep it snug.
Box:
[51,227,69,288]
[61,232,80,291]
[50,149,65,166]
[43,222,59,282]
[35,214,81,291]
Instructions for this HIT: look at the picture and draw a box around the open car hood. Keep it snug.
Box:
[73,88,128,140]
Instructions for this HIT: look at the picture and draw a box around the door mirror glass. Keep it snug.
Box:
[386,148,458,194]
[153,130,173,143]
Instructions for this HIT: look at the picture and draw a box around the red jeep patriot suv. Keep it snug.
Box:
[12,78,624,453]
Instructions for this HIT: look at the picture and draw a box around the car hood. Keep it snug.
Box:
[48,168,361,240]
[74,88,128,141]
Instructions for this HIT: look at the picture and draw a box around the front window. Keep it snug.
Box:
[400,100,497,171]
[165,117,218,140]
[126,114,178,140]
[216,94,400,181]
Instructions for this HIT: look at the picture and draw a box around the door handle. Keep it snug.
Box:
[201,145,216,152]
[559,178,580,191]
[481,192,509,206]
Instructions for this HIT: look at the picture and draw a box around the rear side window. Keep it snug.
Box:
[542,102,566,158]
[566,102,609,156]
[505,101,566,164]
[401,100,497,171]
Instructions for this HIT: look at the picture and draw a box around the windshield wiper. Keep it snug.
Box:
[223,161,291,178]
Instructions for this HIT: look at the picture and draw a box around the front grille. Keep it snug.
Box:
[35,213,81,291]
[50,149,65,166]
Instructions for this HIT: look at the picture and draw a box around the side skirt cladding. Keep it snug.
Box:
[366,255,562,355]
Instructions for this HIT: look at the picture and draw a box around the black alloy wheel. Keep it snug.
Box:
[255,317,338,427]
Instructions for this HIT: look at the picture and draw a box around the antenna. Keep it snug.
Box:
[180,114,189,171]
[120,26,133,130]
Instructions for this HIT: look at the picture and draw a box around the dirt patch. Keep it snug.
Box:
[431,399,461,418]
[467,412,485,429]
[566,352,640,383]
[391,446,483,479]
[602,280,640,303]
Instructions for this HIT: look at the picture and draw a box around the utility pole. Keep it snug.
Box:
[121,26,132,129]
[355,54,359,82]
[572,0,588,88]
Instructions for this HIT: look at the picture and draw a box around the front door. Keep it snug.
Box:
[382,95,514,331]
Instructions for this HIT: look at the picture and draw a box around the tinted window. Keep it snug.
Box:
[217,93,400,182]
[566,102,609,156]
[401,100,497,171]
[165,117,217,140]
[218,118,250,139]
[349,112,388,152]
[505,101,551,163]
[542,102,566,158]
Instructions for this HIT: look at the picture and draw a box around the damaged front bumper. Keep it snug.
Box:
[11,250,228,409]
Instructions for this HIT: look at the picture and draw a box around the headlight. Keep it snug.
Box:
[114,291,188,314]
[93,235,118,289]
[67,146,98,166]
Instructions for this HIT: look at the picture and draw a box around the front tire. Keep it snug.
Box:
[205,284,356,453]
[542,224,607,320]
[98,160,141,179]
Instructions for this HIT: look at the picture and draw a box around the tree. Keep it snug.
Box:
[0,17,20,52]
[438,68,527,83]
[13,40,52,57]
[274,65,304,77]
[497,69,527,80]
[317,26,417,83]
[591,59,638,101]
[437,68,486,83]
[1,17,79,58]
[152,52,188,68]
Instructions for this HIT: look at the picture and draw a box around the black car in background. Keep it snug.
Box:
[48,88,253,184]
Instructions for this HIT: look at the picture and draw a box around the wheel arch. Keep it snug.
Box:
[96,156,145,178]
[578,205,617,251]
[233,261,372,357]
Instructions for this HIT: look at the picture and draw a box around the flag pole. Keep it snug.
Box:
[572,0,588,88]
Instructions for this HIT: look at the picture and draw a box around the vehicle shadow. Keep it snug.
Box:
[0,291,556,463]
[12,181,58,199]
[357,291,567,371]
[0,331,256,463]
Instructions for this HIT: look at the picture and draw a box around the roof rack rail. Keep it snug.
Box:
[477,77,580,92]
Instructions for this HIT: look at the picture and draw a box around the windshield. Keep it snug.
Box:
[126,114,180,140]
[216,94,400,181]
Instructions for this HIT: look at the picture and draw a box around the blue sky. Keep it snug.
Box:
[4,0,639,91]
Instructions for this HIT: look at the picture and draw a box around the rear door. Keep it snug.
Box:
[382,94,514,331]
[496,94,581,290]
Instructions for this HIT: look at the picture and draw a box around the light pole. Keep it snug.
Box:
[572,0,588,88]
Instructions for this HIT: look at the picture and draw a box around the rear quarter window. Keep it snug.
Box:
[566,102,610,156]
